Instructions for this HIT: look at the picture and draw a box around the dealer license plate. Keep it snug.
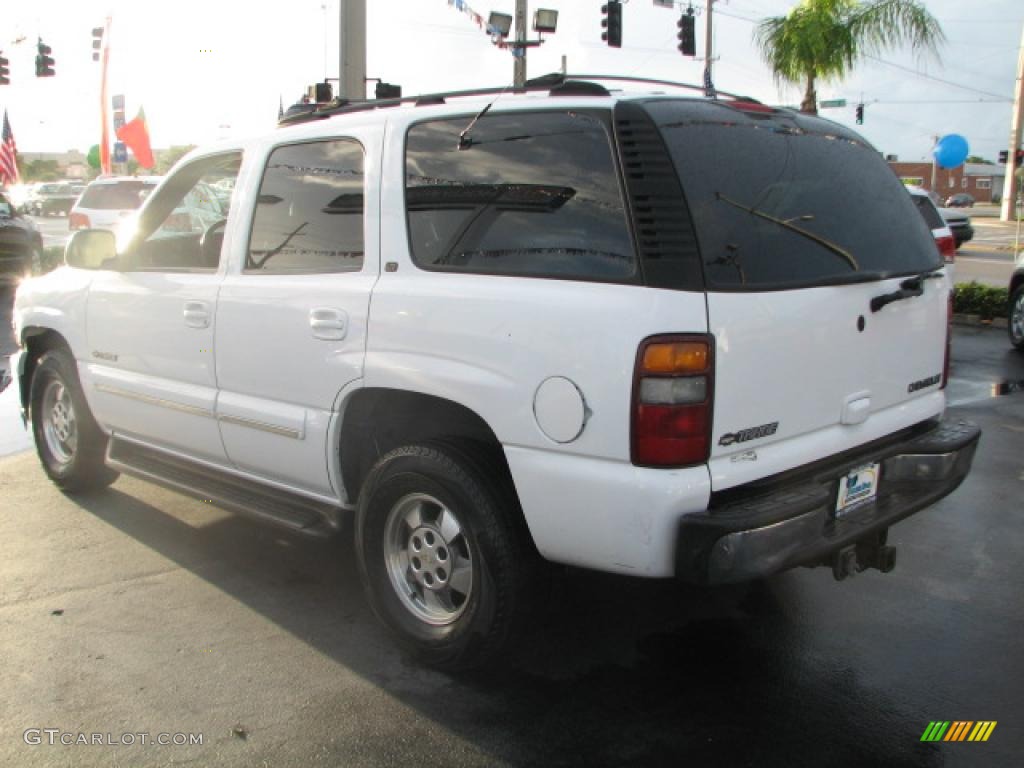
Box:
[835,463,881,517]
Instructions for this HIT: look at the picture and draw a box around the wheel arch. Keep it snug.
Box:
[18,327,73,418]
[338,388,528,530]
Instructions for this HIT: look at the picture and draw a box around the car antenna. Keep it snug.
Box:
[458,83,513,150]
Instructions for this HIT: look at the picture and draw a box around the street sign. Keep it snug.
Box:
[113,142,127,163]
[820,99,847,108]
[112,94,124,110]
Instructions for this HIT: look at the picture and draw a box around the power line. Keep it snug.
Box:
[864,55,1009,100]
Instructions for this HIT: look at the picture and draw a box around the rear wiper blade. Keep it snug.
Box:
[870,268,944,313]
[715,192,858,271]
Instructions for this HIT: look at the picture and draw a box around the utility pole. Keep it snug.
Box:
[704,0,714,87]
[1000,23,1024,222]
[338,0,366,100]
[514,0,527,88]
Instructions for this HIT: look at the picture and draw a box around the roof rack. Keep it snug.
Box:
[276,72,761,128]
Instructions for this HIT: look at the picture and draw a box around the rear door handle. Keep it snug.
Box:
[183,300,211,329]
[309,307,348,340]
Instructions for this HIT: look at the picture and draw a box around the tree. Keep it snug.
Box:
[755,0,943,114]
[156,145,196,175]
[965,155,993,165]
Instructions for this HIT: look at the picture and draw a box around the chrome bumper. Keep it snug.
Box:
[676,418,981,584]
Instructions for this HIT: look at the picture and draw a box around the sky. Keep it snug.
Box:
[1,0,1021,164]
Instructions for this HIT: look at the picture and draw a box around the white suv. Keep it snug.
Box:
[10,77,980,668]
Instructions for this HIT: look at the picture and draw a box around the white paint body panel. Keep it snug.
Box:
[706,278,949,490]
[84,270,226,461]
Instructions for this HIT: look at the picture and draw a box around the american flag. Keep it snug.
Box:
[0,110,18,187]
[703,65,716,99]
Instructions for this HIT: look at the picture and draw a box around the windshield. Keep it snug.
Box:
[647,100,941,290]
[79,181,157,210]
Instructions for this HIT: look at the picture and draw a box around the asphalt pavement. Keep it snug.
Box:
[1,302,1022,765]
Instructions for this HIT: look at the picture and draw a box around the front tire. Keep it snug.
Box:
[30,349,118,492]
[355,442,536,670]
[1010,286,1024,352]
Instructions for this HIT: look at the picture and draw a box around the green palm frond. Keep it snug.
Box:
[755,0,944,111]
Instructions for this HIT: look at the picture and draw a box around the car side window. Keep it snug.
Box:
[245,139,365,274]
[129,152,241,272]
[404,110,636,282]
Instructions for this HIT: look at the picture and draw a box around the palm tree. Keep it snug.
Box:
[755,0,944,114]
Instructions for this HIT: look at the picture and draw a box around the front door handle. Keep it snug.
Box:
[309,307,348,340]
[183,300,211,329]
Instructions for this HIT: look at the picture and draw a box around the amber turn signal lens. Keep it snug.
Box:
[642,342,708,374]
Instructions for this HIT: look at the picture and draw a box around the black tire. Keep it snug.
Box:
[355,441,537,670]
[30,349,118,493]
[1010,286,1024,352]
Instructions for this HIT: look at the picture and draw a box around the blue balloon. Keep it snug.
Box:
[933,134,969,169]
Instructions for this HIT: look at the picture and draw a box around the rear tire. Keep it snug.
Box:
[30,349,118,493]
[1010,286,1024,352]
[355,441,537,670]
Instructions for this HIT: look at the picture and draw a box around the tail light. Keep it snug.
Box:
[942,292,953,389]
[631,335,714,467]
[69,212,90,230]
[936,234,956,264]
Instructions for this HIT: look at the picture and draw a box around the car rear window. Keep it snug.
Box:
[911,194,945,230]
[646,100,941,290]
[405,110,636,282]
[79,181,156,210]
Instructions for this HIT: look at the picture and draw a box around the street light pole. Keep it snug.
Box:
[514,0,527,88]
[338,0,367,100]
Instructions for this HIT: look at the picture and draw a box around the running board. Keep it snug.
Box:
[107,438,345,538]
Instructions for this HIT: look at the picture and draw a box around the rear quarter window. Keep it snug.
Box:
[79,181,156,210]
[646,100,941,290]
[404,110,636,282]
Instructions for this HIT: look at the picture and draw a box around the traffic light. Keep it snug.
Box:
[35,39,55,77]
[1015,149,1024,167]
[375,82,401,100]
[677,10,696,56]
[601,1,622,48]
[0,53,9,85]
[855,103,864,124]
[92,27,104,62]
[999,150,1009,164]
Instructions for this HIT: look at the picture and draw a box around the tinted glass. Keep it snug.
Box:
[405,111,635,281]
[648,101,941,289]
[911,194,944,230]
[79,181,156,210]
[247,140,364,273]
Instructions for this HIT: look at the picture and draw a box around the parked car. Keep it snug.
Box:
[26,182,80,217]
[945,192,975,208]
[0,192,44,282]
[11,76,980,669]
[69,177,161,234]
[908,187,957,264]
[1010,261,1024,351]
[938,206,973,248]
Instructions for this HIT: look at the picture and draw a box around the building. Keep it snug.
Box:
[888,161,1006,204]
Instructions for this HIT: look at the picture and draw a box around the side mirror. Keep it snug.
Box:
[65,229,117,270]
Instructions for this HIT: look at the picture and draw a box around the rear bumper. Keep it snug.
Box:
[676,418,981,584]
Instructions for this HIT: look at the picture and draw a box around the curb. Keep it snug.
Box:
[952,314,1008,329]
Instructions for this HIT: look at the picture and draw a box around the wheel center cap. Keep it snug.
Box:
[407,524,451,591]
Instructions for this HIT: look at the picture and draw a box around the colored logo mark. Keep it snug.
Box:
[920,721,997,742]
